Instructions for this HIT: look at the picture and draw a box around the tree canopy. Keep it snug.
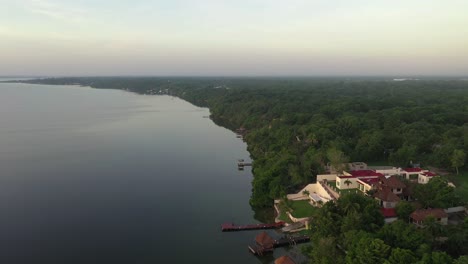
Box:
[18,77,468,208]
[13,77,468,262]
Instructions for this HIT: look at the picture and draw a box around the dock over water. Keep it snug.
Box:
[248,234,310,255]
[221,222,285,232]
[237,159,252,170]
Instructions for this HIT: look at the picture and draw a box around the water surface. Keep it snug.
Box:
[0,82,285,263]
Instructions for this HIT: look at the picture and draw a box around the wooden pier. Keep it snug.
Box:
[235,127,248,141]
[221,222,285,232]
[237,159,252,170]
[248,234,310,256]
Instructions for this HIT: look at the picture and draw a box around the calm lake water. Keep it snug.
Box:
[0,81,293,264]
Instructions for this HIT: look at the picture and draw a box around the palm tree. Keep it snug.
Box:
[344,179,352,187]
[343,201,361,215]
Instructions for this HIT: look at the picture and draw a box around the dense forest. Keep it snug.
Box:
[14,77,468,209]
[304,185,468,263]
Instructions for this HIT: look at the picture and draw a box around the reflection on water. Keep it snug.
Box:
[0,82,267,263]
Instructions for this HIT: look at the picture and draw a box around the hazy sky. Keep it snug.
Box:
[1,0,468,76]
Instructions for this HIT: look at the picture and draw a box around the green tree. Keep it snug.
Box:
[342,230,374,251]
[346,238,391,264]
[327,147,349,175]
[337,193,384,232]
[311,201,342,238]
[307,236,344,264]
[454,256,468,264]
[385,248,418,264]
[395,201,415,222]
[377,220,428,251]
[441,218,468,257]
[389,145,417,167]
[418,251,453,264]
[413,177,460,208]
[426,216,445,240]
[451,149,466,175]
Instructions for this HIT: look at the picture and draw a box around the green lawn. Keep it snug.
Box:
[289,200,317,218]
[277,202,293,223]
[327,181,360,196]
[449,170,468,203]
[278,207,292,223]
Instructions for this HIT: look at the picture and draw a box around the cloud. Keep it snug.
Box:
[26,0,87,23]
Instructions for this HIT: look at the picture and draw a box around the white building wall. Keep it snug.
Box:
[376,168,402,176]
[317,174,339,182]
[286,183,333,202]
[336,177,359,189]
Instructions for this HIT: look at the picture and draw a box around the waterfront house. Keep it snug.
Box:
[255,231,275,250]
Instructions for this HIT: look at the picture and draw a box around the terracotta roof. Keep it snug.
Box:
[410,208,448,221]
[255,231,275,247]
[382,175,406,189]
[275,256,296,264]
[380,208,397,218]
[374,187,400,202]
[403,168,422,173]
[357,177,380,185]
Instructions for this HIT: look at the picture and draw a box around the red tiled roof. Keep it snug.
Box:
[357,177,380,185]
[275,256,296,264]
[403,168,422,172]
[350,170,384,177]
[255,231,275,247]
[410,208,447,221]
[382,175,406,189]
[422,172,437,177]
[380,208,397,218]
[374,187,400,202]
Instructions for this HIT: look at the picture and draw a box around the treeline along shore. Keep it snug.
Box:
[12,77,468,209]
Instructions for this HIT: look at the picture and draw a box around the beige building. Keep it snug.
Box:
[418,171,438,184]
[401,168,438,184]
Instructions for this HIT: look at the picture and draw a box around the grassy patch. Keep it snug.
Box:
[449,170,468,203]
[277,202,293,223]
[278,208,292,223]
[327,181,360,196]
[289,200,317,218]
[328,181,337,189]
